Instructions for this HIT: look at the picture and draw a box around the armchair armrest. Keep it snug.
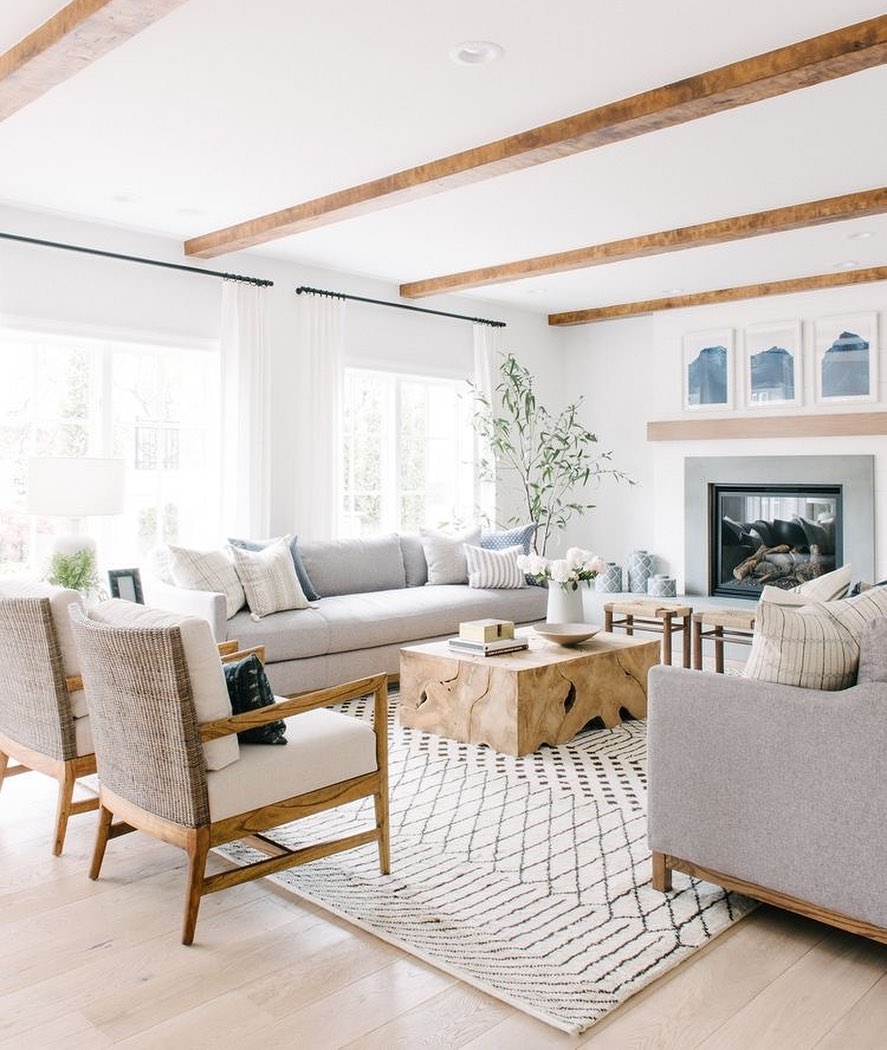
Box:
[647,665,887,929]
[142,576,227,642]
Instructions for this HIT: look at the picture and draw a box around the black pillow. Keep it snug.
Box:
[222,654,287,745]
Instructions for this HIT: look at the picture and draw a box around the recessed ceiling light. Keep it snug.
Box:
[449,40,504,65]
[834,260,859,270]
[848,231,874,240]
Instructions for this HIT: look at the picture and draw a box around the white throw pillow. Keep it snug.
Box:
[744,586,887,690]
[759,564,853,608]
[420,526,482,585]
[229,536,310,620]
[464,544,526,589]
[168,545,245,620]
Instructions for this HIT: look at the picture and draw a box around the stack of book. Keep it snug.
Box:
[448,618,528,656]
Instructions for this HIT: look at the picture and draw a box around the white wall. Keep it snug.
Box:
[562,281,887,585]
[0,203,564,544]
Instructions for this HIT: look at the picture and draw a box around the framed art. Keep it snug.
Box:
[683,329,733,410]
[108,568,144,604]
[743,321,802,408]
[815,313,879,404]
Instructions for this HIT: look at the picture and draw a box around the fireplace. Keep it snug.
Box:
[710,483,841,599]
[684,456,874,599]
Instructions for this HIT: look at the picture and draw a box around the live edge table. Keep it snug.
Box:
[399,629,661,756]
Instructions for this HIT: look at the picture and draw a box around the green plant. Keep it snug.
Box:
[46,548,100,592]
[472,353,633,556]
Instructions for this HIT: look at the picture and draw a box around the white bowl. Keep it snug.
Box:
[532,623,601,646]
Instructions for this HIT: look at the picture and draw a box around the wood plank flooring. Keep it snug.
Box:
[2,766,884,1048]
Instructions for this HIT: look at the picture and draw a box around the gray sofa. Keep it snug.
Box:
[144,533,547,696]
[647,663,887,942]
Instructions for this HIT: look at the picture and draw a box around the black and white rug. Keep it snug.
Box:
[223,697,755,1035]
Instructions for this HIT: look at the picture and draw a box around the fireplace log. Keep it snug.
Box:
[733,544,790,580]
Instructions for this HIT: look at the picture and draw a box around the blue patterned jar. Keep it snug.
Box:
[595,562,624,592]
[647,574,677,598]
[627,549,655,594]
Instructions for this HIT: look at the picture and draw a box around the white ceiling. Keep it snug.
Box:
[0,0,885,315]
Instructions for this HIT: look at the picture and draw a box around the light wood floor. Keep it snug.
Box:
[2,770,885,1049]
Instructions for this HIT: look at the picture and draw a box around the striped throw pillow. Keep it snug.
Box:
[168,545,245,620]
[464,544,525,590]
[229,535,310,620]
[744,586,887,690]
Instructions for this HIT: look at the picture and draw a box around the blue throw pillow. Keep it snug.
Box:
[222,654,287,745]
[228,535,321,601]
[481,523,537,556]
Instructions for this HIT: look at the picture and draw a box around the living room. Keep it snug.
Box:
[1,2,886,1047]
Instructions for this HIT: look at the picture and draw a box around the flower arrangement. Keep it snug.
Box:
[516,547,606,590]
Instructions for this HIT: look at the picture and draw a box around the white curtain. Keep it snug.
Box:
[220,281,271,538]
[293,292,345,540]
[473,323,505,527]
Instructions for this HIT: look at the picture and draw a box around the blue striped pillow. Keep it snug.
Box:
[465,544,526,589]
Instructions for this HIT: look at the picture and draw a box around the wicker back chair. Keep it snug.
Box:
[0,585,99,854]
[71,602,390,945]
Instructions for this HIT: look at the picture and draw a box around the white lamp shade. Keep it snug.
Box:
[28,457,125,517]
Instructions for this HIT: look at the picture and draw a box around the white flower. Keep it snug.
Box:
[588,556,606,574]
[515,554,530,571]
[549,559,575,584]
[522,553,547,576]
[565,547,585,566]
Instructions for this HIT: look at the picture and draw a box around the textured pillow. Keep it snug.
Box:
[222,654,286,744]
[759,564,852,607]
[228,535,321,601]
[481,523,537,556]
[857,616,887,684]
[168,545,245,620]
[465,544,526,589]
[744,586,887,690]
[420,526,482,585]
[795,516,835,555]
[229,536,310,620]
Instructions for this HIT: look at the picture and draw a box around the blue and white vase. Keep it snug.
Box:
[647,574,677,598]
[627,549,655,594]
[595,562,623,593]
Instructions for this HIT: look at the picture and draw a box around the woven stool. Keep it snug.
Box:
[603,599,693,668]
[692,608,756,672]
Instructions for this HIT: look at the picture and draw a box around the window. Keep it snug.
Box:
[0,328,220,574]
[342,369,474,536]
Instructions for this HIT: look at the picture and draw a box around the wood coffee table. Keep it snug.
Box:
[399,629,660,756]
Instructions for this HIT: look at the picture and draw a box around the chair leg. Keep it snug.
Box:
[374,791,390,875]
[0,750,8,793]
[651,850,673,892]
[53,765,76,856]
[182,827,211,946]
[89,805,115,880]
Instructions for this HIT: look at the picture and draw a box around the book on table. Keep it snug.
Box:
[448,636,529,656]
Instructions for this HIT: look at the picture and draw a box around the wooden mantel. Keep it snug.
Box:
[647,412,887,441]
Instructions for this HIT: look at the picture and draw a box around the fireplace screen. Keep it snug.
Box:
[711,484,841,598]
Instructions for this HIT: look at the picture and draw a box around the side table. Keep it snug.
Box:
[603,599,693,668]
[691,608,756,672]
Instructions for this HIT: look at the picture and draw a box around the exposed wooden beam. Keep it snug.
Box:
[0,0,189,122]
[402,189,887,299]
[548,265,887,325]
[647,412,887,442]
[185,15,887,259]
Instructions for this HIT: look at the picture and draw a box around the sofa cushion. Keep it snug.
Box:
[856,614,887,684]
[228,535,321,601]
[206,708,377,821]
[87,600,239,770]
[230,537,310,620]
[225,606,331,663]
[481,523,537,555]
[465,544,525,589]
[420,526,482,585]
[744,587,887,690]
[299,535,406,597]
[168,545,245,620]
[398,534,428,588]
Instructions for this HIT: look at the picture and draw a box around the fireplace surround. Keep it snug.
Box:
[684,456,874,598]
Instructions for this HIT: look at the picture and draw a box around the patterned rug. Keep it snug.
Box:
[222,696,755,1035]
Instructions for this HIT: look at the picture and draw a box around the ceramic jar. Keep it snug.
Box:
[595,562,623,593]
[627,549,655,594]
[647,574,677,598]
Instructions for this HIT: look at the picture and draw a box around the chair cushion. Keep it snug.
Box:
[74,714,93,757]
[229,536,310,620]
[206,707,377,821]
[168,545,245,620]
[299,535,406,596]
[228,535,321,601]
[222,654,286,744]
[88,600,239,770]
[420,526,482,585]
[465,544,526,589]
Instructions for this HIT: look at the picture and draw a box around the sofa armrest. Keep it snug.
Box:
[141,577,228,642]
[647,665,887,929]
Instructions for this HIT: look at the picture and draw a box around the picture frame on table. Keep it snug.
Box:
[743,321,803,409]
[108,568,144,604]
[682,329,734,411]
[814,313,879,404]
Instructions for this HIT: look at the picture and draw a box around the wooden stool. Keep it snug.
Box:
[603,599,693,668]
[692,608,756,672]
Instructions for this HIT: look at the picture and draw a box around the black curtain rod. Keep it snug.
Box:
[295,285,505,327]
[0,231,273,287]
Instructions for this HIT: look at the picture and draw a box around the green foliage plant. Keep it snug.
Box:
[472,353,633,556]
[46,548,100,592]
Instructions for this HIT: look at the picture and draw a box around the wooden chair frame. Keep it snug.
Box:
[89,667,390,945]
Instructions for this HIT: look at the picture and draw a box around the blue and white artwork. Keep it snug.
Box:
[683,329,733,409]
[815,314,879,403]
[744,322,802,407]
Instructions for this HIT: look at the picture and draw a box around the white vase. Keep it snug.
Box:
[546,584,584,624]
